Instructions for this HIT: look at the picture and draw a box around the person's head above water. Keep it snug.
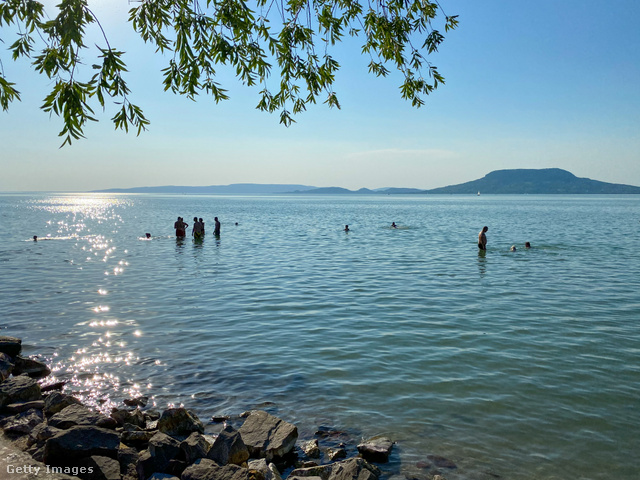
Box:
[145,233,151,238]
[525,242,531,248]
[510,245,517,252]
[33,235,37,241]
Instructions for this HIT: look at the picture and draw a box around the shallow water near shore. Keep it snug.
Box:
[1,193,639,479]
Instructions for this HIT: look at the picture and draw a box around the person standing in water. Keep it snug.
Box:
[344,225,349,232]
[175,217,188,237]
[478,226,488,250]
[200,218,205,235]
[192,217,204,239]
[213,217,221,236]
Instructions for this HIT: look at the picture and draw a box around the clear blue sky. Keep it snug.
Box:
[1,0,639,191]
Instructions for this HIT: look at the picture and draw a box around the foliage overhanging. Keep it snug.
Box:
[0,0,457,146]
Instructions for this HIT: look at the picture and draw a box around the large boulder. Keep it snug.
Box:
[0,336,22,357]
[43,425,120,465]
[248,459,282,480]
[238,411,298,461]
[43,391,82,416]
[182,459,250,480]
[48,404,117,430]
[289,458,380,480]
[110,407,145,428]
[157,407,204,436]
[148,432,181,470]
[208,425,249,466]
[0,375,41,407]
[4,399,45,414]
[356,437,394,463]
[0,352,14,381]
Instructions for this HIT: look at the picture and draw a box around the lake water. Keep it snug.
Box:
[0,193,638,480]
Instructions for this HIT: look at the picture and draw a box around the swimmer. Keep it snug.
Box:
[510,245,517,252]
[391,222,397,228]
[525,242,531,249]
[33,235,37,241]
[478,226,488,250]
[344,225,349,232]
[145,233,151,239]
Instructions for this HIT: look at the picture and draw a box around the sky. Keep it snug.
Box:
[1,0,639,192]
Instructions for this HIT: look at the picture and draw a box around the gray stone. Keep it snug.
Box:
[182,459,250,480]
[301,439,320,458]
[120,428,156,448]
[208,424,250,466]
[327,447,347,461]
[74,455,121,480]
[426,455,457,469]
[13,356,51,378]
[238,410,298,461]
[30,423,63,446]
[148,431,181,471]
[356,437,394,463]
[43,425,120,465]
[157,407,204,436]
[289,458,380,480]
[181,431,211,464]
[4,399,45,414]
[2,408,44,434]
[111,407,146,427]
[0,336,22,357]
[149,474,180,480]
[43,391,82,416]
[123,396,149,408]
[0,375,42,407]
[0,352,14,381]
[48,404,117,430]
[135,450,157,480]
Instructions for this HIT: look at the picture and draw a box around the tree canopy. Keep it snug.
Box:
[0,0,457,146]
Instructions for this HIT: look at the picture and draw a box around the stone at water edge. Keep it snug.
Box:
[301,439,320,458]
[13,356,51,378]
[208,424,250,466]
[0,336,22,357]
[181,432,211,464]
[48,404,118,430]
[0,375,42,407]
[43,391,82,416]
[157,407,205,436]
[145,431,181,473]
[288,457,381,480]
[356,436,394,463]
[238,410,298,461]
[0,352,14,381]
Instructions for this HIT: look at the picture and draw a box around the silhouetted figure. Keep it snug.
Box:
[145,233,151,239]
[33,236,37,241]
[174,217,188,237]
[192,217,204,239]
[214,217,221,236]
[391,222,397,228]
[478,226,488,250]
[525,242,531,249]
[200,218,205,235]
[344,225,350,232]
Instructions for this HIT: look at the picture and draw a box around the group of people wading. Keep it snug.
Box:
[174,216,220,239]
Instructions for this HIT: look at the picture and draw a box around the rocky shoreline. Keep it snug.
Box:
[1,336,454,480]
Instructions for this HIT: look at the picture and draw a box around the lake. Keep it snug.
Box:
[0,193,638,479]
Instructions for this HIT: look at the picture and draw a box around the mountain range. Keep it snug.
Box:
[93,169,640,195]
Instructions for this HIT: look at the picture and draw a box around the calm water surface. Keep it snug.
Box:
[0,193,638,480]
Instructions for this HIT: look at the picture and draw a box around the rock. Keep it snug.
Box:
[43,425,120,465]
[357,437,394,463]
[43,391,82,416]
[157,407,204,436]
[13,356,51,378]
[117,445,139,479]
[135,450,157,480]
[238,410,298,461]
[73,455,121,480]
[41,380,67,392]
[0,352,14,381]
[0,375,41,407]
[327,447,347,461]
[248,458,268,474]
[29,422,62,446]
[148,431,181,471]
[1,408,44,435]
[4,399,45,414]
[208,424,250,466]
[149,474,180,480]
[265,463,282,480]
[301,439,320,458]
[289,458,380,480]
[182,459,250,480]
[120,429,156,448]
[111,407,145,428]
[145,409,162,421]
[166,458,189,477]
[181,431,211,464]
[48,404,118,429]
[123,396,148,407]
[0,336,22,357]
[426,455,457,469]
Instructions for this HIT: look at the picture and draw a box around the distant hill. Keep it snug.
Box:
[423,169,640,194]
[93,184,318,194]
[288,187,375,194]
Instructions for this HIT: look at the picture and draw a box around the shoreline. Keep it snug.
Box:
[1,336,457,480]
